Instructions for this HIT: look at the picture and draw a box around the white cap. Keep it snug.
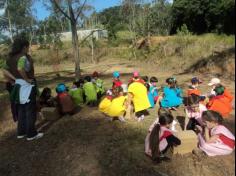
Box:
[106,89,113,96]
[208,78,221,86]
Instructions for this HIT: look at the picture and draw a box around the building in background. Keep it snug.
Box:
[60,29,108,41]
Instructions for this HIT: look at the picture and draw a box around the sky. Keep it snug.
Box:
[34,0,121,20]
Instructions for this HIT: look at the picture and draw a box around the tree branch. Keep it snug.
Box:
[79,29,103,45]
[75,0,87,21]
[50,0,71,20]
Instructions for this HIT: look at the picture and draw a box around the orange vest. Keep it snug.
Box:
[223,89,234,103]
[187,88,201,96]
[207,95,232,118]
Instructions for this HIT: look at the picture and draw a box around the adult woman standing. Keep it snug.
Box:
[4,37,43,141]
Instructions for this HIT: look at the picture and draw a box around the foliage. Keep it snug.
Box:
[0,0,36,41]
[97,6,127,40]
[171,0,235,34]
[36,15,63,49]
[148,0,172,35]
[177,24,192,36]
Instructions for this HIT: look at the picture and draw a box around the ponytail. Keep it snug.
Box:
[149,124,161,161]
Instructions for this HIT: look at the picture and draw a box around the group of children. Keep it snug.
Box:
[97,72,235,163]
[38,70,235,164]
[144,76,235,163]
[38,72,105,116]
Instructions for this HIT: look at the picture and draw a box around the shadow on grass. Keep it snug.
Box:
[0,107,167,176]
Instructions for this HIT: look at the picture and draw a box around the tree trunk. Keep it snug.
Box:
[71,20,80,78]
[7,9,13,43]
[91,37,95,64]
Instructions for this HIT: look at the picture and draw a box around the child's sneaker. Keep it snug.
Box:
[27,133,44,141]
[17,135,26,139]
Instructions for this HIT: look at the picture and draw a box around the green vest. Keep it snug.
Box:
[83,82,97,103]
[94,79,105,94]
[69,88,84,106]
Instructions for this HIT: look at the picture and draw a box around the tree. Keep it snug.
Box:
[49,0,92,78]
[171,0,235,34]
[0,0,36,43]
[148,0,172,35]
[98,6,127,40]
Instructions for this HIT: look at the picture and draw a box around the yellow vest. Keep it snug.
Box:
[128,82,150,112]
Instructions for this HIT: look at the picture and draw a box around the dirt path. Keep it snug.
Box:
[0,61,235,176]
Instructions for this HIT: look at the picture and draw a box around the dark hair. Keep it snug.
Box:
[149,112,174,161]
[84,76,91,82]
[113,86,123,97]
[214,84,225,96]
[166,77,177,88]
[9,38,29,57]
[202,110,223,124]
[191,77,200,84]
[185,94,201,106]
[73,81,80,88]
[40,87,52,97]
[145,82,150,91]
[150,77,158,83]
[142,76,149,83]
[40,87,52,99]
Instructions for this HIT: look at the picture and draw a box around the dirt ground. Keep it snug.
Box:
[0,60,235,176]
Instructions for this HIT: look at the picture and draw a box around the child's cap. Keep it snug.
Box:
[92,71,99,77]
[106,89,113,96]
[191,77,202,84]
[113,71,120,78]
[214,84,225,95]
[208,78,220,86]
[56,83,66,93]
[133,71,139,77]
[166,77,176,84]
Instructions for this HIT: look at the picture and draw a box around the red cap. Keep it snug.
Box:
[92,71,99,77]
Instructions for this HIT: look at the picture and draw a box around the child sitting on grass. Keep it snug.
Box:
[99,89,113,115]
[187,77,202,96]
[69,80,84,106]
[160,77,183,110]
[112,71,123,90]
[39,87,56,108]
[128,71,145,85]
[149,76,159,104]
[145,111,181,163]
[107,86,127,122]
[83,76,98,107]
[56,83,76,115]
[194,110,235,156]
[206,84,233,118]
[144,81,155,109]
[184,94,207,131]
[92,71,105,100]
